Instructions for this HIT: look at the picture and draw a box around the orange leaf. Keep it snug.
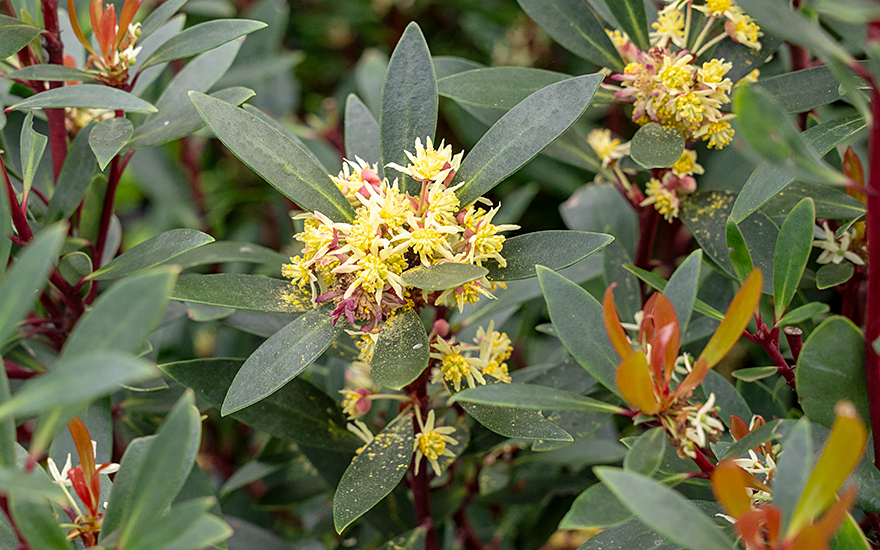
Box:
[811,486,857,543]
[97,4,117,59]
[735,508,774,550]
[649,323,675,386]
[698,269,762,370]
[672,356,708,401]
[730,415,749,441]
[711,461,752,519]
[616,351,661,415]
[67,417,96,480]
[603,285,634,360]
[651,293,680,384]
[68,0,97,56]
[843,147,866,203]
[115,0,141,49]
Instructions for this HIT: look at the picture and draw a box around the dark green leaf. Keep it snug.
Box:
[0,467,66,504]
[125,498,218,550]
[595,468,738,550]
[761,181,865,220]
[380,22,437,194]
[344,94,381,171]
[454,74,603,207]
[437,67,570,111]
[371,308,429,390]
[139,19,267,70]
[172,274,309,313]
[830,514,872,550]
[0,21,42,60]
[400,262,487,290]
[7,85,157,113]
[711,33,783,83]
[516,0,622,70]
[486,230,612,281]
[333,412,414,532]
[89,229,214,280]
[630,123,684,169]
[378,527,426,550]
[797,316,868,429]
[460,400,572,441]
[560,183,637,254]
[701,370,752,427]
[222,306,342,415]
[816,262,855,290]
[605,0,649,50]
[722,420,781,460]
[162,358,358,451]
[577,518,677,550]
[190,92,355,223]
[0,224,66,345]
[726,217,754,284]
[46,126,98,221]
[560,484,632,529]
[166,240,286,268]
[0,369,13,467]
[10,496,72,550]
[624,264,724,321]
[624,428,666,477]
[773,198,815,318]
[663,250,702,334]
[775,302,830,327]
[89,117,133,170]
[139,0,187,38]
[731,366,779,382]
[774,418,813,535]
[757,64,854,113]
[537,266,620,396]
[452,383,624,414]
[7,65,97,82]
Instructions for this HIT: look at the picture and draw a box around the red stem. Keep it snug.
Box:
[783,327,803,364]
[745,327,797,390]
[408,368,438,550]
[2,156,35,242]
[39,0,67,181]
[91,154,123,277]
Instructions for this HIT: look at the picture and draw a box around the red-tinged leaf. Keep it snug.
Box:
[115,0,141,48]
[640,293,658,345]
[616,351,661,415]
[672,356,709,401]
[69,0,97,56]
[651,293,680,383]
[711,461,752,519]
[649,323,675,387]
[603,285,633,360]
[698,269,762,369]
[736,508,772,550]
[803,486,858,549]
[788,401,867,537]
[89,0,104,54]
[843,147,865,203]
[68,466,95,511]
[98,4,116,59]
[68,417,96,479]
[730,415,749,441]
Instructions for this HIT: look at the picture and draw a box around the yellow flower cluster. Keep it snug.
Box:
[282,138,518,331]
[430,321,513,391]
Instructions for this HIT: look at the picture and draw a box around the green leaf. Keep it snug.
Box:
[711,33,783,83]
[222,306,342,415]
[127,87,254,151]
[172,274,309,313]
[830,514,872,550]
[701,370,752,427]
[0,224,66,345]
[344,94,381,171]
[400,262,487,290]
[578,518,678,550]
[139,0,187,39]
[371,308,429,390]
[773,198,815,318]
[19,112,47,208]
[775,302,830,328]
[624,264,725,321]
[139,19,267,70]
[485,230,612,282]
[760,181,865,220]
[10,496,72,550]
[46,126,98,221]
[380,22,437,194]
[605,0,649,50]
[595,467,738,550]
[7,85,157,113]
[560,484,633,529]
[333,412,414,532]
[663,250,702,335]
[437,67,570,111]
[452,383,624,414]
[89,229,214,279]
[624,428,666,477]
[89,117,133,170]
[797,316,869,429]
[537,266,620,396]
[731,114,865,222]
[816,262,855,290]
[0,351,157,419]
[0,19,42,60]
[7,65,97,82]
[516,0,622,70]
[725,217,754,285]
[603,239,641,321]
[166,240,286,268]
[731,366,779,382]
[454,73,603,207]
[162,358,358,451]
[757,64,851,114]
[774,418,813,535]
[127,499,230,550]
[0,155,10,272]
[721,420,781,460]
[0,369,13,467]
[190,92,355,223]
[378,527,426,550]
[62,268,178,359]
[0,467,66,504]
[629,123,684,169]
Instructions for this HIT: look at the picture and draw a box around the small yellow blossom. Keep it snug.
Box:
[695,119,735,149]
[475,321,513,383]
[430,337,485,391]
[725,6,763,51]
[386,137,463,185]
[671,150,705,177]
[413,410,458,475]
[651,6,686,48]
[587,129,630,167]
[641,178,681,221]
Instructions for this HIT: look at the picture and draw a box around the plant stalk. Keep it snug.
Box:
[39,0,67,181]
[409,368,438,550]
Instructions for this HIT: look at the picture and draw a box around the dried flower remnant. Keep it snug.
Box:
[413,410,458,475]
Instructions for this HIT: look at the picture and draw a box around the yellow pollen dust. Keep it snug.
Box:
[706,0,730,13]
[417,431,447,460]
[659,65,691,90]
[355,254,389,294]
[706,120,735,149]
[441,353,471,384]
[411,227,444,256]
[676,93,704,124]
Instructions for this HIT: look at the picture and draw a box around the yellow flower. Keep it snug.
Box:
[475,321,513,383]
[386,137,464,185]
[695,118,736,149]
[725,6,763,51]
[671,149,705,177]
[694,0,732,17]
[430,337,485,391]
[641,178,681,221]
[650,6,686,48]
[587,129,630,167]
[413,410,458,476]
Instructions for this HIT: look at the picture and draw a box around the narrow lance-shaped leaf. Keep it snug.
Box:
[773,198,815,319]
[451,384,625,414]
[726,217,754,285]
[138,19,267,70]
[171,273,310,314]
[616,351,660,415]
[190,92,356,223]
[437,67,570,111]
[698,269,762,369]
[602,285,634,360]
[400,263,486,290]
[19,112,47,210]
[89,117,133,170]
[663,249,702,335]
[454,73,603,207]
[344,94,381,173]
[605,0,650,51]
[88,229,214,280]
[486,230,613,281]
[6,85,157,113]
[7,65,98,82]
[371,308,430,390]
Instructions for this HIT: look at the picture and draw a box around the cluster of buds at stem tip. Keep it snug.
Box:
[68,0,143,87]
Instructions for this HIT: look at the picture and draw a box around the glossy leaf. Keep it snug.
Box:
[167,240,286,268]
[190,92,356,222]
[698,270,762,370]
[222,306,342,415]
[797,317,869,429]
[537,266,620,396]
[596,467,738,550]
[731,115,865,222]
[9,496,72,550]
[333,412,414,532]
[46,126,98,221]
[458,399,572,441]
[816,262,855,290]
[7,85,157,113]
[89,117,133,170]
[516,0,622,70]
[437,67,569,111]
[561,483,633,529]
[702,370,751,427]
[88,229,214,280]
[731,366,779,382]
[19,112,47,208]
[7,64,97,82]
[605,0,649,50]
[773,198,815,318]
[774,418,814,535]
[139,19,266,69]
[624,264,724,321]
[454,73,602,207]
[371,308,430,390]
[624,428,666,477]
[162,358,358,451]
[776,302,829,328]
[630,123,684,169]
[451,383,624,414]
[172,274,309,313]
[0,352,156,419]
[400,262,487,290]
[0,225,66,346]
[663,250,702,335]
[486,230,612,281]
[616,351,660,415]
[0,20,42,60]
[344,94,381,171]
[380,22,437,193]
[725,217,754,285]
